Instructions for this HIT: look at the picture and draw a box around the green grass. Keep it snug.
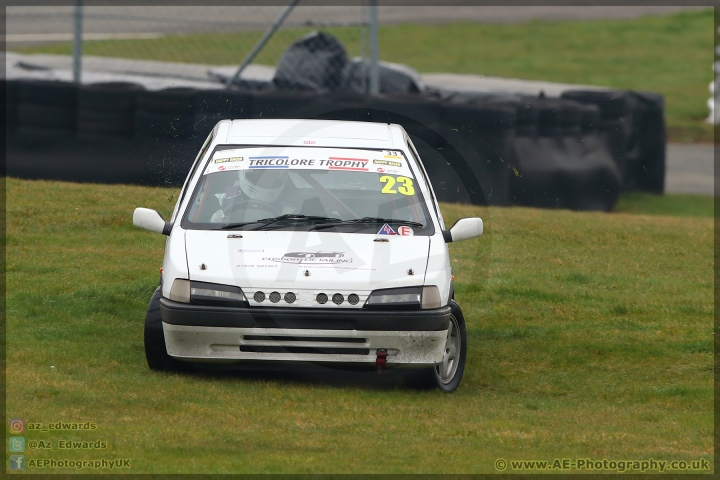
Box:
[613,192,714,217]
[17,9,714,143]
[6,178,713,473]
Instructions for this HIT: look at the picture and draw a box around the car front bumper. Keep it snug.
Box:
[160,298,451,366]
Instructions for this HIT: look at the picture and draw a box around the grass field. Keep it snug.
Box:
[613,192,714,218]
[6,178,713,474]
[17,9,714,143]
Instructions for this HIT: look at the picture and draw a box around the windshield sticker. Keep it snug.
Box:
[206,148,412,177]
[218,164,244,171]
[269,251,352,264]
[377,224,397,235]
[373,159,402,167]
[326,157,369,171]
[380,175,415,195]
[234,248,359,268]
[398,226,414,236]
[248,156,291,169]
[215,156,243,164]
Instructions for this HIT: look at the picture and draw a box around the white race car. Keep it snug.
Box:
[133,119,483,391]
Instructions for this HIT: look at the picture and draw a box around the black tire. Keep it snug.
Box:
[77,108,134,134]
[440,102,515,129]
[405,300,467,392]
[4,79,20,106]
[135,111,194,138]
[137,88,198,115]
[144,287,185,371]
[561,90,632,120]
[196,89,253,115]
[578,103,601,132]
[251,90,320,119]
[534,98,583,128]
[78,82,144,111]
[15,125,74,140]
[6,105,17,132]
[18,79,78,107]
[17,103,75,129]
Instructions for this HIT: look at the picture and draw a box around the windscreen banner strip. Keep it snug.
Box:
[206,148,410,176]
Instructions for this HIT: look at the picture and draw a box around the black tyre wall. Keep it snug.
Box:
[5,80,19,132]
[77,109,135,135]
[437,102,516,206]
[137,87,198,115]
[367,94,444,147]
[18,103,76,128]
[16,80,77,135]
[312,93,373,122]
[135,88,198,139]
[18,79,78,107]
[79,82,144,111]
[251,90,320,119]
[77,82,145,139]
[135,111,194,139]
[194,89,254,137]
[628,92,666,193]
[561,89,665,193]
[510,131,621,211]
[561,90,635,184]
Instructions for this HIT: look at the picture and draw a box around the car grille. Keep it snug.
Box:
[240,334,370,356]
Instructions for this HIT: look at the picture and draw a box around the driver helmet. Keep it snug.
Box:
[237,169,289,203]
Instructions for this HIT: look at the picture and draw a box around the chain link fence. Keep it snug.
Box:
[7,4,374,92]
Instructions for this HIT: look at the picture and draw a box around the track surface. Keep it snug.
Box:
[665,143,714,196]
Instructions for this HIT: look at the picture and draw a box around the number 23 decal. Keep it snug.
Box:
[380,176,415,195]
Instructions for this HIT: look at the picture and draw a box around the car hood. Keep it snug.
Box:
[184,229,430,291]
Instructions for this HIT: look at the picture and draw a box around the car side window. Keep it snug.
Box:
[171,131,214,223]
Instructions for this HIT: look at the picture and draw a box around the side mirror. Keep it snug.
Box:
[133,208,171,235]
[443,217,483,243]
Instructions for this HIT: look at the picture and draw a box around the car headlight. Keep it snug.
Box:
[364,286,442,310]
[169,279,248,307]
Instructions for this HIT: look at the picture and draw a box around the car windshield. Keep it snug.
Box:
[181,146,434,235]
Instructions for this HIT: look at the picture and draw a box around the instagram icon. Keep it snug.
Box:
[9,419,24,434]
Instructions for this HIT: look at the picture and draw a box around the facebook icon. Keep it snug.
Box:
[10,455,24,470]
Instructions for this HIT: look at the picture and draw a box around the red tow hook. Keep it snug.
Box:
[376,348,388,374]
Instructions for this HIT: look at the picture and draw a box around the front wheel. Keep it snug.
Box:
[405,300,467,392]
[144,287,185,371]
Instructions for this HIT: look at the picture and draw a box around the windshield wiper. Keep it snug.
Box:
[220,214,340,231]
[309,217,424,231]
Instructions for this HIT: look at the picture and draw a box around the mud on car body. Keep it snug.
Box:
[133,119,484,391]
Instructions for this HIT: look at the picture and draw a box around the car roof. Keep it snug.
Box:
[217,119,406,149]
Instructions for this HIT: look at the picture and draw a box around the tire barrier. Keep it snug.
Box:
[250,90,321,120]
[561,90,666,194]
[626,92,666,194]
[194,89,254,139]
[4,79,20,134]
[77,82,144,140]
[16,79,78,138]
[487,96,620,211]
[433,101,516,206]
[136,87,198,139]
[6,78,666,211]
[311,92,373,122]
